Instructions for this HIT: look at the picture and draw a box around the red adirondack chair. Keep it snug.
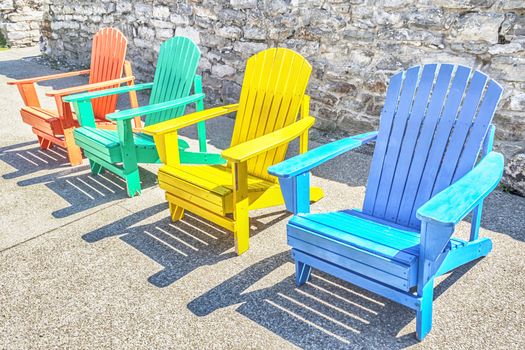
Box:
[7,27,139,166]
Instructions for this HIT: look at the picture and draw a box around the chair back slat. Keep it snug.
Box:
[89,28,128,120]
[145,36,201,127]
[363,64,503,229]
[230,48,312,181]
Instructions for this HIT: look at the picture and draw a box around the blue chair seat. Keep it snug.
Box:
[288,210,466,292]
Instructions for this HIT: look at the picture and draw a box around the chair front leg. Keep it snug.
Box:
[232,161,249,255]
[56,96,83,165]
[63,127,83,166]
[117,119,141,197]
[416,276,435,340]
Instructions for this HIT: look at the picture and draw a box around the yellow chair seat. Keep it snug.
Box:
[158,164,279,216]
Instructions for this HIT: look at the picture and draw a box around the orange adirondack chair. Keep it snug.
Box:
[7,28,139,166]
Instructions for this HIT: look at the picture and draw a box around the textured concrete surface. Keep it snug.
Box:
[1,47,524,349]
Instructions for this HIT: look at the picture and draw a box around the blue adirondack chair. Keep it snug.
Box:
[268,64,504,340]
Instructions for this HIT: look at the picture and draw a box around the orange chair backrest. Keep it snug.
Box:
[88,28,128,120]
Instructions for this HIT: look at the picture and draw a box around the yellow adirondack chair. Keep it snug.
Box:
[143,48,324,255]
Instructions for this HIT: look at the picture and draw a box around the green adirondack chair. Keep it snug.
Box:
[65,36,224,197]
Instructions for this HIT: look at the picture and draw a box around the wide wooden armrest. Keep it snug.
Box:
[143,104,239,136]
[416,152,504,228]
[268,131,378,178]
[222,117,315,163]
[45,76,134,97]
[106,93,205,122]
[64,82,154,103]
[7,69,90,85]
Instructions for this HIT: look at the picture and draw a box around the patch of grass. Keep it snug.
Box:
[0,30,9,50]
[500,183,517,194]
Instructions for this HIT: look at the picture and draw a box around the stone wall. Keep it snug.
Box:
[40,0,525,192]
[0,0,42,47]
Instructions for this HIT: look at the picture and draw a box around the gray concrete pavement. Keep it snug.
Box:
[0,47,524,349]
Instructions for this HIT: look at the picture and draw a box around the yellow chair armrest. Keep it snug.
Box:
[222,116,315,163]
[142,104,239,136]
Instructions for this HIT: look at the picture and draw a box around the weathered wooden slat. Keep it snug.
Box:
[362,71,404,215]
[229,48,312,181]
[396,64,455,226]
[372,66,421,219]
[146,36,201,126]
[431,70,488,198]
[384,64,437,221]
[89,28,128,120]
[408,65,472,227]
[290,215,418,265]
[288,235,413,290]
[452,81,503,183]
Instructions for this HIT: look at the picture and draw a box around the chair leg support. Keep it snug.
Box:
[169,202,185,222]
[37,136,53,150]
[89,159,104,175]
[295,259,312,286]
[436,238,493,277]
[416,278,434,341]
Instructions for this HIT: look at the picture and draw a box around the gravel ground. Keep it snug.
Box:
[0,47,524,350]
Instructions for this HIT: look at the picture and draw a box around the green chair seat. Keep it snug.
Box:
[74,126,191,164]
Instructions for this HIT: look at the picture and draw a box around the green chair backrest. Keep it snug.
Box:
[145,36,201,127]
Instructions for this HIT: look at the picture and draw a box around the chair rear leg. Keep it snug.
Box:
[89,159,104,175]
[169,202,185,222]
[37,136,53,150]
[416,279,434,341]
[295,259,312,286]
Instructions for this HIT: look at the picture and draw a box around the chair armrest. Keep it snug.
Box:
[45,76,134,97]
[222,117,315,163]
[268,131,378,178]
[106,93,205,122]
[7,69,90,85]
[143,104,239,136]
[416,152,504,228]
[64,82,154,103]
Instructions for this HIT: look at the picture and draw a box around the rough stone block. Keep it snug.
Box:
[230,0,257,10]
[503,152,525,196]
[450,13,504,44]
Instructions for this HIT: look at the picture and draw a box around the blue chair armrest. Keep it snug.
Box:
[268,131,378,178]
[416,152,504,228]
[106,93,205,122]
[64,82,154,103]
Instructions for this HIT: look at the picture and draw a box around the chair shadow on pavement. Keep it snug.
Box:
[187,250,478,349]
[0,141,71,179]
[19,166,156,218]
[82,203,290,288]
[1,141,157,218]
